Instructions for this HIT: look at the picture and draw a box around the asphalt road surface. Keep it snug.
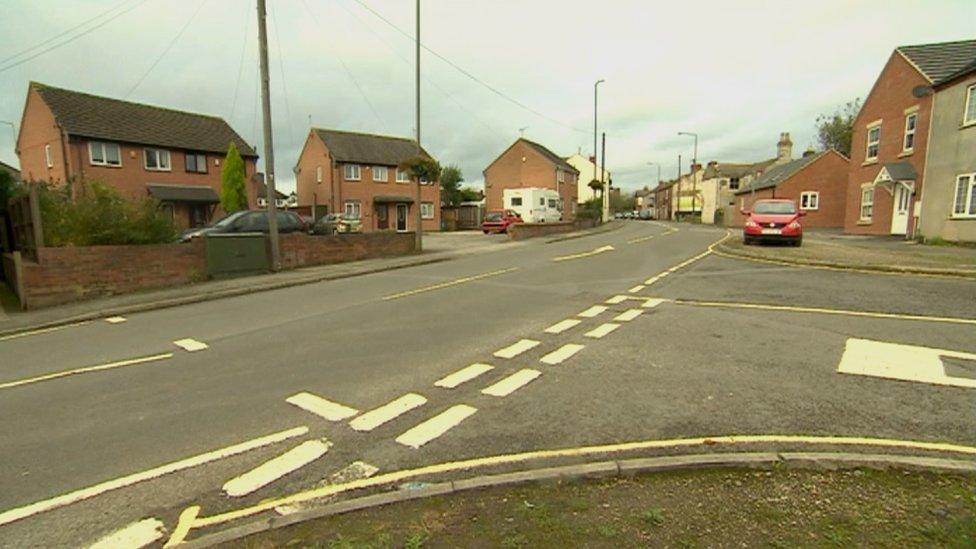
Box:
[1,221,973,547]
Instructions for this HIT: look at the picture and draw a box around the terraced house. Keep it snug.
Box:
[15,82,258,229]
[294,128,440,233]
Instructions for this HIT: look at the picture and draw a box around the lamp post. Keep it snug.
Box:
[678,132,699,220]
[593,79,604,220]
[414,0,423,251]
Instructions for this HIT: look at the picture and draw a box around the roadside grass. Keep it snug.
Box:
[235,467,976,548]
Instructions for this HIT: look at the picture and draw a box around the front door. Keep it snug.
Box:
[396,203,408,232]
[376,204,388,230]
[890,183,911,235]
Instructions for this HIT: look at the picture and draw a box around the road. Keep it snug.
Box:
[0,221,973,547]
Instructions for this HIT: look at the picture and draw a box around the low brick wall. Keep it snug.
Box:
[278,232,416,270]
[508,219,600,240]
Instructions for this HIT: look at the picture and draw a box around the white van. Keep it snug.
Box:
[503,188,562,223]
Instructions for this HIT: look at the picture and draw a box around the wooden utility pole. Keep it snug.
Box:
[414,0,423,251]
[256,0,280,270]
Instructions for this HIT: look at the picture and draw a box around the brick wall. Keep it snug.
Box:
[508,219,597,240]
[16,86,68,185]
[277,232,416,270]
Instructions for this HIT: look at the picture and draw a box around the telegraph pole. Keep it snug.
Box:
[600,132,608,222]
[593,79,604,219]
[414,0,423,251]
[256,0,280,270]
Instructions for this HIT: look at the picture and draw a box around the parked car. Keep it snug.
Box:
[312,213,362,234]
[741,199,804,246]
[180,210,306,242]
[481,209,523,234]
[614,212,624,219]
[638,209,654,220]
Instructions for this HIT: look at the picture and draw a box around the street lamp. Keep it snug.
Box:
[593,79,605,220]
[678,132,699,219]
[677,132,698,167]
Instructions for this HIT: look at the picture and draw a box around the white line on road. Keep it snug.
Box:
[673,299,976,326]
[395,405,477,449]
[613,309,644,322]
[0,353,174,391]
[434,363,494,389]
[544,318,582,334]
[644,273,667,285]
[104,316,127,324]
[286,392,359,421]
[0,426,308,527]
[578,305,608,318]
[605,295,630,304]
[584,323,620,339]
[481,369,542,397]
[382,267,518,300]
[540,343,585,365]
[628,285,645,293]
[350,393,428,432]
[88,518,165,549]
[493,339,540,359]
[173,338,208,352]
[223,439,332,497]
[552,245,615,262]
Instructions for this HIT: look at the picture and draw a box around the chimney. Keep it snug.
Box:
[776,132,793,164]
[589,155,596,164]
[690,162,702,173]
[802,146,816,158]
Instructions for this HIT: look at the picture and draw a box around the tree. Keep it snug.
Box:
[0,170,17,214]
[458,187,481,202]
[399,155,442,184]
[220,143,248,213]
[440,164,464,206]
[815,98,861,156]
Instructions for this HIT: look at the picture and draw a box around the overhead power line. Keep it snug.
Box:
[347,0,588,135]
[125,0,210,98]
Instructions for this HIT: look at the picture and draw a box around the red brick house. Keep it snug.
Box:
[483,138,579,220]
[733,149,850,228]
[294,128,441,233]
[844,40,976,237]
[653,179,676,221]
[15,82,259,229]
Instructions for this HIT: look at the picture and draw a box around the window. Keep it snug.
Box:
[548,198,557,208]
[729,177,740,190]
[557,170,565,183]
[396,169,410,183]
[315,166,322,183]
[185,152,207,173]
[420,177,431,185]
[953,174,976,217]
[865,124,881,161]
[343,164,361,181]
[903,113,917,152]
[372,166,388,182]
[539,197,545,206]
[859,185,874,220]
[44,144,53,168]
[965,84,976,126]
[344,200,361,218]
[88,141,121,166]
[800,191,819,210]
[421,202,434,219]
[510,197,523,206]
[144,148,171,171]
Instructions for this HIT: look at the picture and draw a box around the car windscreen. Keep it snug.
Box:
[213,211,248,227]
[485,212,504,221]
[753,202,796,215]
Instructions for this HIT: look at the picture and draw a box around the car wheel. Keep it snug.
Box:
[743,235,752,245]
[793,237,802,247]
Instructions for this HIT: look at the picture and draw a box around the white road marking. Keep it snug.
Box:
[584,323,620,339]
[644,273,667,285]
[0,353,173,391]
[605,295,630,304]
[223,439,332,497]
[628,285,645,293]
[493,339,540,359]
[481,369,542,397]
[382,268,518,300]
[614,309,644,322]
[642,298,667,309]
[674,299,976,325]
[173,338,208,352]
[578,305,608,318]
[104,316,127,324]
[540,343,586,365]
[395,405,478,449]
[552,245,615,262]
[0,426,308,527]
[350,393,427,432]
[274,461,379,515]
[544,318,582,334]
[435,363,494,389]
[286,392,359,421]
[88,518,165,549]
[837,338,976,389]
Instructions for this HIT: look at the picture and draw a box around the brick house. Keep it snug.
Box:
[294,128,440,232]
[483,138,580,220]
[844,40,976,237]
[15,82,258,229]
[733,149,850,228]
[653,179,676,221]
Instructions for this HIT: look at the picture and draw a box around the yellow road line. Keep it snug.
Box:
[552,245,615,262]
[382,267,517,301]
[672,298,976,326]
[180,433,976,532]
[627,235,656,244]
[0,321,91,342]
[0,353,174,391]
[163,506,199,547]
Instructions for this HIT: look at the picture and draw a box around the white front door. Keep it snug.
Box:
[890,183,911,235]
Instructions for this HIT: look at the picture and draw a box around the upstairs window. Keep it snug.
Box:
[373,166,388,182]
[903,112,917,152]
[185,152,207,173]
[396,169,410,183]
[866,124,881,161]
[315,166,322,183]
[343,164,361,181]
[45,144,53,168]
[89,141,121,167]
[557,170,566,183]
[729,177,740,190]
[965,84,976,125]
[144,148,171,171]
[800,191,819,210]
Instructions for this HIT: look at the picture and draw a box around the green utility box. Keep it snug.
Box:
[205,233,269,279]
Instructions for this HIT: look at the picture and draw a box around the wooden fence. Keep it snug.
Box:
[8,186,43,261]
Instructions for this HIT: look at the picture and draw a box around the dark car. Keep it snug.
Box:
[180,210,307,242]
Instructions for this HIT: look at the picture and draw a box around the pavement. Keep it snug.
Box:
[0,220,973,547]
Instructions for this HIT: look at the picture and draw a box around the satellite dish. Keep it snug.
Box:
[912,85,933,98]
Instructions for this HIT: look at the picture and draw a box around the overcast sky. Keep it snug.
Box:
[1,0,974,194]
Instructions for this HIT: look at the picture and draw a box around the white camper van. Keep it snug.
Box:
[503,188,562,223]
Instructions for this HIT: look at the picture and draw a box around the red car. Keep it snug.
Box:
[481,209,523,234]
[741,199,805,246]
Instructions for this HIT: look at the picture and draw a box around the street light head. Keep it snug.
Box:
[595,79,605,85]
